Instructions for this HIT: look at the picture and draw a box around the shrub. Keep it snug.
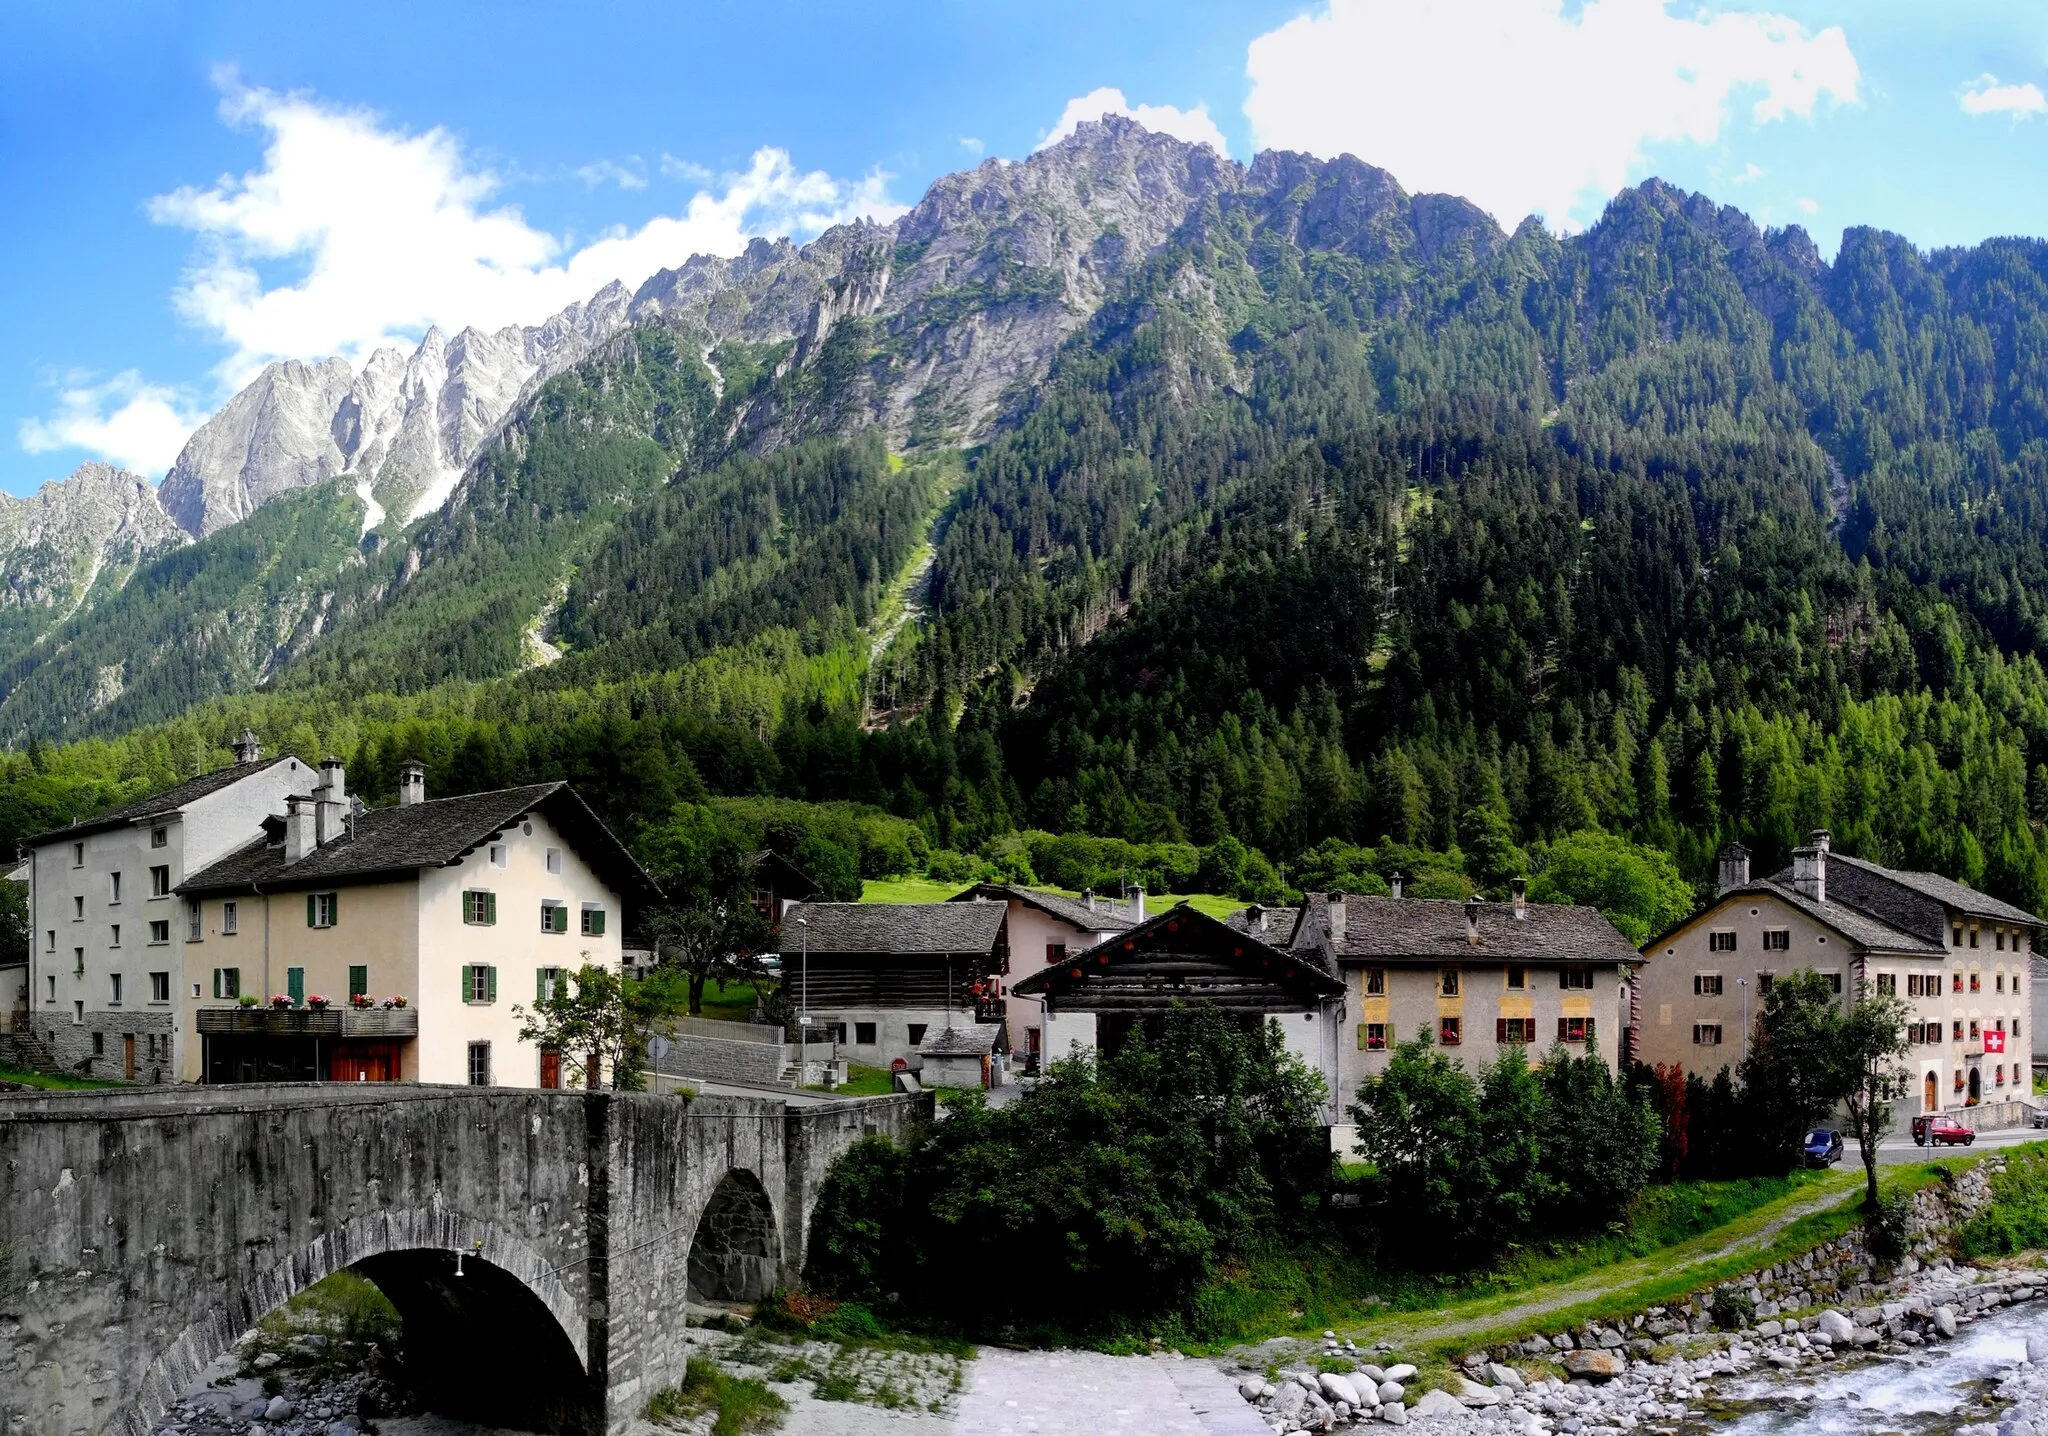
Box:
[1709,1287,1755,1330]
[1866,1192,1913,1265]
[1963,1148,2048,1258]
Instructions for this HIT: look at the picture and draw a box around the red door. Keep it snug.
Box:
[540,1047,562,1089]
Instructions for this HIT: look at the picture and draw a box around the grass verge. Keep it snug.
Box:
[647,1356,787,1436]
[0,1066,124,1090]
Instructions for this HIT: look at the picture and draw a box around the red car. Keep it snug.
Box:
[1911,1114,1976,1147]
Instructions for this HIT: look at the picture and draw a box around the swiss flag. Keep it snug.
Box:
[1985,1029,2007,1054]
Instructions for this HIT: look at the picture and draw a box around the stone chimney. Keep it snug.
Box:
[398,760,426,807]
[1791,830,1829,904]
[313,758,348,846]
[232,728,262,765]
[1716,843,1752,897]
[1082,888,1096,913]
[1325,892,1347,942]
[1247,903,1265,934]
[1131,887,1146,922]
[1389,872,1405,900]
[283,795,315,865]
[1464,896,1481,946]
[1511,877,1527,921]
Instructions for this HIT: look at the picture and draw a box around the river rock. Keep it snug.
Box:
[1318,1374,1361,1407]
[1356,1364,1385,1383]
[1378,1403,1407,1426]
[1274,1383,1308,1423]
[1814,1310,1855,1342]
[1382,1363,1417,1383]
[262,1399,294,1422]
[1852,1327,1881,1347]
[2030,1335,2048,1364]
[1412,1390,1464,1418]
[1487,1362,1525,1389]
[1454,1377,1501,1406]
[1563,1349,1624,1379]
[1240,1378,1264,1401]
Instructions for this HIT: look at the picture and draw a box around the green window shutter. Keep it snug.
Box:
[555,905,569,934]
[349,965,367,999]
[486,966,497,1003]
[287,967,304,1004]
[307,894,316,927]
[461,965,472,1004]
[485,892,498,926]
[537,968,546,1002]
[592,908,606,937]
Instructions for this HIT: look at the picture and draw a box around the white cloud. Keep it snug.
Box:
[576,157,648,190]
[959,136,985,156]
[1244,0,1859,229]
[18,372,208,478]
[1038,87,1231,155]
[1732,161,1765,184]
[148,79,908,388]
[659,154,714,183]
[1797,195,1820,214]
[1959,74,2048,119]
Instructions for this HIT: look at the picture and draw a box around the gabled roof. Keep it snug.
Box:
[949,882,1138,933]
[782,900,1006,956]
[1815,853,2039,929]
[1291,893,1641,967]
[746,849,821,897]
[1011,902,1344,1001]
[24,756,307,847]
[1642,880,1944,956]
[920,1024,1001,1056]
[177,781,660,905]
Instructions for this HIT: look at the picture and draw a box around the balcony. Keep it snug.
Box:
[196,1007,418,1038]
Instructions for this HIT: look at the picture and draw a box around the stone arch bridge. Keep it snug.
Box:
[0,1084,926,1436]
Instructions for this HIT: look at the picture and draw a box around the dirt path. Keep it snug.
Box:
[1349,1177,1863,1348]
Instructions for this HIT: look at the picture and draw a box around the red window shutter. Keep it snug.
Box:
[1496,1018,1507,1043]
[1558,1017,1568,1041]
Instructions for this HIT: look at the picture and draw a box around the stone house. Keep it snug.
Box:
[21,733,313,1082]
[175,761,659,1087]
[945,881,1142,1066]
[1634,832,2039,1112]
[778,899,1009,1073]
[1277,886,1641,1149]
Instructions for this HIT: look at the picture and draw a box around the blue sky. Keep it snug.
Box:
[5,0,2048,497]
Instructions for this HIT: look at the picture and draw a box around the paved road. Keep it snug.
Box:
[953,1350,1267,1436]
[1872,1123,2046,1164]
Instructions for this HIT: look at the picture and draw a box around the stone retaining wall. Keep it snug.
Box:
[655,1033,790,1087]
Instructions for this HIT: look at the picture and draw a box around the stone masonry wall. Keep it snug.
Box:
[657,1034,790,1087]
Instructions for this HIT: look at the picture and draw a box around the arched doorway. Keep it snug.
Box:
[351,1249,593,1432]
[1969,1065,1983,1102]
[688,1171,781,1303]
[1925,1071,1939,1112]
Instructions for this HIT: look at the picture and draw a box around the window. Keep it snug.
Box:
[150,971,172,1002]
[1909,973,1928,997]
[1694,972,1723,996]
[91,1032,103,1057]
[1970,1019,1981,1039]
[1693,1023,1723,1045]
[1970,971,1981,992]
[1762,929,1790,951]
[45,974,55,1002]
[187,900,202,941]
[540,900,567,933]
[286,968,304,1005]
[1559,966,1593,990]
[72,895,83,920]
[463,890,497,926]
[349,965,369,1001]
[463,964,497,1004]
[855,1022,877,1045]
[1876,973,1897,995]
[534,966,561,1003]
[72,947,83,974]
[580,904,607,937]
[907,1023,928,1046]
[1558,1016,1595,1044]
[1361,1023,1388,1050]
[71,841,84,867]
[1824,973,1842,994]
[1046,942,1067,965]
[109,871,121,903]
[1997,971,2007,993]
[467,1042,492,1086]
[1440,969,1460,997]
[212,968,240,1000]
[1708,930,1737,953]
[545,846,563,875]
[151,826,167,848]
[2018,1018,2025,1041]
[43,929,52,952]
[488,843,508,868]
[222,901,238,935]
[109,924,120,948]
[72,1000,83,1025]
[1439,1016,1462,1045]
[108,973,122,1004]
[1364,968,1386,996]
[1506,967,1527,990]
[1998,930,2008,951]
[307,892,339,929]
[1953,924,1964,948]
[1758,972,1776,994]
[1497,1017,1537,1043]
[1954,1019,1965,1041]
[1970,927,1980,948]
[148,920,168,944]
[150,865,170,897]
[1954,971,1964,993]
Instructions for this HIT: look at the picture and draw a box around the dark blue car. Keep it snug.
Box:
[1803,1128,1844,1167]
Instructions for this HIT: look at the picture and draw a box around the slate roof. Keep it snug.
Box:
[1225,904,1299,941]
[1013,901,1345,995]
[781,901,1007,956]
[24,757,306,847]
[177,781,660,904]
[919,1024,1001,1056]
[1816,853,2040,929]
[1698,880,1946,956]
[1290,893,1642,967]
[951,883,1138,933]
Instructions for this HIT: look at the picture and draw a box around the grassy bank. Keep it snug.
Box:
[0,1067,123,1091]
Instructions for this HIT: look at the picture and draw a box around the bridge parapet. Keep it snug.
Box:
[0,1083,930,1436]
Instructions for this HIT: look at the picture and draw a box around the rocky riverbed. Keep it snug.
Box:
[1233,1258,2048,1436]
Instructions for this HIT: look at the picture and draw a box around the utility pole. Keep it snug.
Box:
[797,916,810,1077]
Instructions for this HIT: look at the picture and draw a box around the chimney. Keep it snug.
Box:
[1082,888,1096,913]
[1716,843,1752,896]
[398,760,426,807]
[1389,872,1405,900]
[232,728,262,765]
[1247,903,1264,934]
[283,795,315,865]
[314,758,347,846]
[1326,892,1346,942]
[1464,896,1481,947]
[1791,832,1828,904]
[1511,877,1527,921]
[1131,886,1146,922]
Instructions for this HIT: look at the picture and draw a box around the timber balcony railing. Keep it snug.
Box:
[196,1007,420,1039]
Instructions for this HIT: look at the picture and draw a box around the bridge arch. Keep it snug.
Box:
[686,1168,781,1303]
[125,1208,591,1436]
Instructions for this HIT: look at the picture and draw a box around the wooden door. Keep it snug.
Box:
[1925,1071,1938,1112]
[123,1034,136,1080]
[540,1047,561,1090]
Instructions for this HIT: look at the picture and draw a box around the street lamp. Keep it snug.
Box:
[797,916,810,1075]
